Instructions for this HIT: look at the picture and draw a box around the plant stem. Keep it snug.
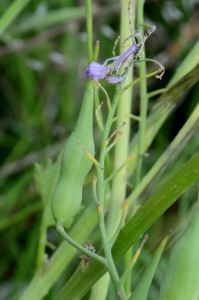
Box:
[135,0,148,186]
[95,86,128,299]
[123,3,149,287]
[36,209,48,275]
[96,203,127,299]
[56,225,106,266]
[85,0,93,63]
[105,154,135,184]
[105,1,136,298]
[148,88,168,98]
[82,82,124,299]
[106,0,134,247]
[122,69,162,92]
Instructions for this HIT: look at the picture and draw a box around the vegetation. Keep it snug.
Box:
[0,0,199,299]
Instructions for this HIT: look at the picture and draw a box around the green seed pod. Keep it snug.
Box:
[160,209,199,300]
[51,80,95,225]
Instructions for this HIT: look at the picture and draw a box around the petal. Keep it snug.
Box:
[86,62,110,80]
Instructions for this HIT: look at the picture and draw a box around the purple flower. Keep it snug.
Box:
[86,43,140,83]
[106,71,128,84]
[106,63,131,84]
[85,24,162,84]
[110,44,140,74]
[85,61,110,80]
[106,74,127,84]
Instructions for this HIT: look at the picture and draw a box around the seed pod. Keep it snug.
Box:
[160,209,199,300]
[51,80,95,225]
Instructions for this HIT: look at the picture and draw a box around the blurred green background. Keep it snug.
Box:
[0,0,199,299]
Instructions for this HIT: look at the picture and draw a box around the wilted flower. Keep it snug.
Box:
[86,43,140,83]
[85,61,110,80]
[85,25,164,84]
[106,64,131,84]
[108,43,140,74]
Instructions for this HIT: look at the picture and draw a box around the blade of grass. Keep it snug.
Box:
[168,40,199,88]
[16,7,86,33]
[129,234,169,300]
[0,203,42,231]
[0,0,31,36]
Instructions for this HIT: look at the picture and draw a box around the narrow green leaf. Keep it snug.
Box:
[16,7,85,33]
[129,234,169,300]
[160,209,199,300]
[54,152,199,300]
[0,203,41,231]
[168,40,199,88]
[34,155,62,206]
[0,0,31,36]
[34,153,62,226]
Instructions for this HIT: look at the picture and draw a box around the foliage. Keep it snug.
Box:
[0,0,199,299]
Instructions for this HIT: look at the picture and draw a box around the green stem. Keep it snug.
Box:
[101,1,136,298]
[126,114,141,121]
[109,201,129,248]
[95,86,128,299]
[105,154,135,184]
[97,203,127,299]
[122,68,162,92]
[36,209,48,275]
[106,0,134,244]
[135,0,148,186]
[85,0,93,63]
[95,81,112,113]
[123,0,147,295]
[92,40,100,61]
[123,248,133,296]
[148,88,168,98]
[56,225,106,266]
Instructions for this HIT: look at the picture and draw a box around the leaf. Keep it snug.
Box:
[16,7,86,33]
[129,234,169,300]
[159,209,199,300]
[34,152,62,225]
[168,40,199,88]
[54,151,199,300]
[0,0,31,36]
[34,155,62,205]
